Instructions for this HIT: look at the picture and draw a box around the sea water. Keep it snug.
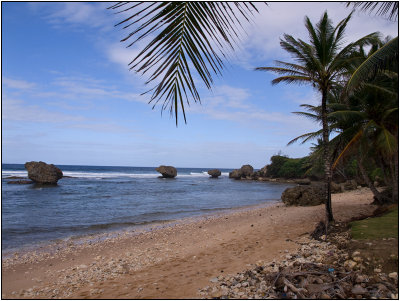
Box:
[2,164,293,252]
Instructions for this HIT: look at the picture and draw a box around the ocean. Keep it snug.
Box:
[2,164,293,252]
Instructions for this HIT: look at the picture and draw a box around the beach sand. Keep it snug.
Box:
[2,187,376,299]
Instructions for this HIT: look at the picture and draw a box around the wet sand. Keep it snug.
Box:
[2,188,376,299]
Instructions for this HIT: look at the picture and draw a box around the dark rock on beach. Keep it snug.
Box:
[281,184,325,206]
[24,161,63,185]
[155,165,177,178]
[208,169,221,178]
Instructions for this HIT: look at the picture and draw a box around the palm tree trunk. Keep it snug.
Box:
[392,147,398,203]
[321,89,334,222]
[358,155,385,204]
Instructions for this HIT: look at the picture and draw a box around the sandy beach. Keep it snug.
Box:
[2,187,376,299]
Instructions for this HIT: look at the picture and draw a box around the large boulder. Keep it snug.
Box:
[155,165,177,178]
[330,182,342,193]
[208,169,221,178]
[240,164,254,177]
[24,161,63,184]
[229,165,255,180]
[229,169,242,180]
[281,184,325,206]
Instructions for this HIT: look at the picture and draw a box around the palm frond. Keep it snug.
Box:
[332,129,363,170]
[109,2,263,125]
[346,36,399,93]
[346,2,399,21]
[287,130,322,145]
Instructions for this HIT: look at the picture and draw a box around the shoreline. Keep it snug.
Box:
[1,199,281,260]
[2,188,376,299]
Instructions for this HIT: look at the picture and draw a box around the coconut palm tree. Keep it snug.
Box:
[331,66,399,204]
[108,2,263,125]
[255,11,379,222]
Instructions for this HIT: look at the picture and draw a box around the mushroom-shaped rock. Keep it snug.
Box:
[240,164,254,177]
[24,161,63,184]
[229,169,242,180]
[207,169,221,178]
[281,184,325,206]
[155,165,177,178]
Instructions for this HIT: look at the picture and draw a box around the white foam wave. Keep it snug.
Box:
[2,170,230,179]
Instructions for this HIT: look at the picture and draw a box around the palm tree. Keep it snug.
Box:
[255,11,379,222]
[108,2,263,125]
[331,64,398,204]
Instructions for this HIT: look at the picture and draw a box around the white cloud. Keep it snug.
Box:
[237,2,398,65]
[3,77,36,90]
[3,95,85,124]
[29,2,114,31]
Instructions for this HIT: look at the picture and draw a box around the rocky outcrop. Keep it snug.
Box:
[281,184,325,206]
[24,161,63,184]
[155,165,177,178]
[208,169,221,178]
[229,169,242,179]
[240,165,254,177]
[253,165,268,178]
[229,165,254,180]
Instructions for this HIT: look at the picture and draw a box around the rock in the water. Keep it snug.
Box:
[24,161,63,184]
[229,169,242,180]
[155,165,177,178]
[240,164,254,177]
[281,184,325,206]
[229,165,254,180]
[207,169,221,178]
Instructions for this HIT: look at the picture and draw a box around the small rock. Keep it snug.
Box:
[344,260,357,270]
[388,272,398,280]
[210,277,219,283]
[351,285,367,295]
[374,268,382,273]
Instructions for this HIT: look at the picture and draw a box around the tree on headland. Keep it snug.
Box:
[255,11,379,222]
[108,2,264,125]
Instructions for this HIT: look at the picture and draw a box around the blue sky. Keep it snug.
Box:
[2,2,398,168]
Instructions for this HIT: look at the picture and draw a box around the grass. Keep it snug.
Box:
[350,207,398,240]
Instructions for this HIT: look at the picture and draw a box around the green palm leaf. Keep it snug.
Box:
[108,2,262,125]
[347,2,399,21]
[346,36,399,92]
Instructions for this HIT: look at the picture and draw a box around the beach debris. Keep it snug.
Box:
[155,165,177,178]
[207,169,221,178]
[199,233,399,299]
[24,161,63,185]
